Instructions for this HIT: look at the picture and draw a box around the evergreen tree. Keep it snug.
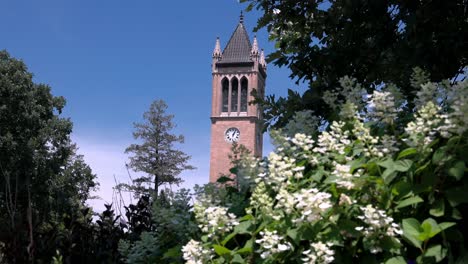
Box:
[122,100,194,199]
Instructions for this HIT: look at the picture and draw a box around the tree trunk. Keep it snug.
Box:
[154,174,159,201]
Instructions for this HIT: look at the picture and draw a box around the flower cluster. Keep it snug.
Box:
[274,187,332,223]
[182,239,212,264]
[193,203,238,239]
[259,152,297,190]
[331,164,360,190]
[368,90,399,124]
[293,188,332,224]
[302,242,335,264]
[404,102,452,149]
[255,229,291,259]
[355,205,402,254]
[446,80,468,135]
[249,181,275,216]
[314,121,350,156]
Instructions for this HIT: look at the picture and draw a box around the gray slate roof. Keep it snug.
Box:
[220,22,252,63]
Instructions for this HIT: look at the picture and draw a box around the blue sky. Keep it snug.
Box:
[1,0,306,211]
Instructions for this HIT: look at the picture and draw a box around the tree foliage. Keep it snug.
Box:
[121,100,194,198]
[0,50,98,263]
[242,0,467,129]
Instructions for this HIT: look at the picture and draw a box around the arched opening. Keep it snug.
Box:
[240,77,248,112]
[222,78,229,112]
[231,77,238,112]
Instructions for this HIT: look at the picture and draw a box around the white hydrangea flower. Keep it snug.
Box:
[293,188,332,224]
[193,203,238,239]
[352,119,382,157]
[340,102,360,120]
[404,102,454,150]
[260,152,297,190]
[182,239,212,264]
[256,229,291,259]
[331,164,360,190]
[355,205,402,254]
[368,90,399,124]
[302,241,335,264]
[314,121,350,155]
[275,186,296,215]
[446,80,468,135]
[339,193,354,206]
[250,181,275,216]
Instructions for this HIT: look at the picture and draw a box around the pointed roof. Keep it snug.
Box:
[213,37,222,58]
[220,13,252,63]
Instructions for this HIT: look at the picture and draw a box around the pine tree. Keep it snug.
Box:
[122,99,194,199]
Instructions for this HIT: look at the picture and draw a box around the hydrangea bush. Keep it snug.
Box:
[184,73,467,263]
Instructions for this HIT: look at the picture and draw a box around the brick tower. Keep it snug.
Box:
[209,13,267,182]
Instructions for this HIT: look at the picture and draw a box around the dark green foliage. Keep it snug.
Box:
[243,0,467,129]
[124,195,153,241]
[0,50,99,263]
[119,189,198,263]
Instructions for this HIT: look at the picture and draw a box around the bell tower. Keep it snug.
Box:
[209,13,267,182]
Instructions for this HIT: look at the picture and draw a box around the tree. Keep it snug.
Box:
[243,0,467,129]
[0,50,98,263]
[122,99,194,199]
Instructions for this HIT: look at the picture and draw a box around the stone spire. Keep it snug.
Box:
[260,49,266,68]
[213,37,222,58]
[251,35,259,57]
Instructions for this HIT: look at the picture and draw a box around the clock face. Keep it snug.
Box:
[224,127,240,143]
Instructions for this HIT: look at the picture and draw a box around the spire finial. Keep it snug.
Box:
[251,35,259,56]
[213,37,222,59]
[240,11,244,24]
[260,48,267,68]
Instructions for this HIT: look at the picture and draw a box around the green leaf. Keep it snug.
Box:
[237,239,253,254]
[420,218,441,240]
[414,160,431,175]
[221,232,237,246]
[382,168,397,184]
[232,254,245,263]
[287,228,299,243]
[402,218,423,248]
[448,161,465,180]
[217,176,234,183]
[392,181,412,197]
[452,208,462,220]
[396,196,423,209]
[394,159,413,172]
[385,256,406,264]
[432,147,447,164]
[234,220,254,234]
[239,214,254,221]
[397,148,418,160]
[439,222,456,232]
[446,187,468,207]
[213,245,231,256]
[424,244,446,262]
[163,245,182,259]
[429,199,445,217]
[378,159,395,169]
